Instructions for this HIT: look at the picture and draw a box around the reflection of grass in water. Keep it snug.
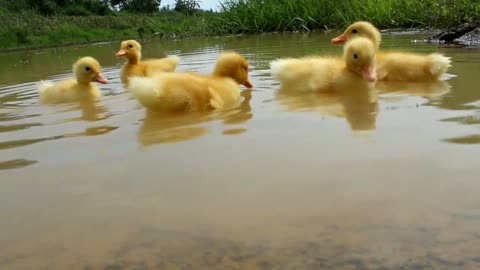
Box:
[0,135,64,150]
[0,122,42,133]
[440,115,480,125]
[0,126,118,150]
[443,134,480,144]
[0,159,37,171]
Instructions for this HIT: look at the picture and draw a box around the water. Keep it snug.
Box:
[0,32,479,269]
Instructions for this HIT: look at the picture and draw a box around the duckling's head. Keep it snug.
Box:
[343,37,376,82]
[213,52,253,88]
[116,40,142,63]
[331,21,381,50]
[73,57,108,85]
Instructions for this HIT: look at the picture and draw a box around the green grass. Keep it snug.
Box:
[218,0,480,33]
[0,9,221,50]
[1,0,480,50]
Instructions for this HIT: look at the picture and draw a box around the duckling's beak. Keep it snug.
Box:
[95,73,109,84]
[331,34,347,44]
[243,79,253,88]
[115,49,127,57]
[361,65,376,82]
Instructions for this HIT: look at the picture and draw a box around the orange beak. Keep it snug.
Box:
[243,79,253,88]
[331,34,347,44]
[115,49,127,57]
[95,73,109,84]
[361,65,376,82]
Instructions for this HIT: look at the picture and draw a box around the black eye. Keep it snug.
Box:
[128,44,133,48]
[352,29,358,34]
[85,66,91,71]
[243,66,248,71]
[353,54,358,59]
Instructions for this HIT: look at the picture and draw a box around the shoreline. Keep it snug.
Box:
[2,26,480,54]
[0,29,440,54]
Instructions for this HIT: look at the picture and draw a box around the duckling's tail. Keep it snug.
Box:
[270,58,292,81]
[166,55,180,71]
[129,76,163,109]
[37,80,55,103]
[428,53,451,78]
[270,58,297,84]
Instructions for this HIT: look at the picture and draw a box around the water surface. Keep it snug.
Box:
[1,32,480,269]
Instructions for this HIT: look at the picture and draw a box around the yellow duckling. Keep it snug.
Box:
[127,51,253,112]
[38,57,108,104]
[115,40,179,86]
[331,21,451,81]
[270,37,376,92]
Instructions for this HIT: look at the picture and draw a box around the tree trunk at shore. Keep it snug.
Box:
[427,21,480,42]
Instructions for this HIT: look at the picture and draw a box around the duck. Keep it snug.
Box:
[127,51,253,112]
[115,40,179,86]
[331,21,451,81]
[38,57,108,104]
[270,37,376,93]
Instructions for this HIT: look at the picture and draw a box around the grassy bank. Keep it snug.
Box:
[219,0,480,33]
[1,0,480,50]
[0,9,221,50]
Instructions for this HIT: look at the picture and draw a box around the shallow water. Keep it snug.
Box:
[0,32,480,269]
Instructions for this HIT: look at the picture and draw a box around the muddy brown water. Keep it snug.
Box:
[0,32,480,270]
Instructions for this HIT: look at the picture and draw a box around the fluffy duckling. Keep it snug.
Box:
[331,21,451,81]
[38,57,108,104]
[270,37,376,93]
[116,40,179,86]
[128,52,253,112]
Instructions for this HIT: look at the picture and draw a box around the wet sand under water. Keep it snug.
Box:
[0,32,480,269]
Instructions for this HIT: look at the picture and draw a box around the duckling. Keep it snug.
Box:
[38,57,108,104]
[332,21,382,50]
[331,21,451,81]
[270,37,376,93]
[128,51,253,112]
[116,40,179,86]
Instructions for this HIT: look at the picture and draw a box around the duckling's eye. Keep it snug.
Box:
[85,66,91,71]
[243,66,248,71]
[128,44,133,48]
[352,29,358,34]
[353,54,358,59]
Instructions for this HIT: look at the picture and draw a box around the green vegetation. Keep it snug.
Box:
[0,8,220,50]
[219,0,480,33]
[1,0,480,50]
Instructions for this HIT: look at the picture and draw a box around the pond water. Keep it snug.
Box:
[0,32,480,269]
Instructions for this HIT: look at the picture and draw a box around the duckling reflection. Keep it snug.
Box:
[78,100,109,121]
[138,111,211,146]
[277,84,378,132]
[221,89,253,125]
[47,100,110,126]
[376,80,451,99]
[63,125,118,138]
[138,90,253,147]
[340,86,378,131]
